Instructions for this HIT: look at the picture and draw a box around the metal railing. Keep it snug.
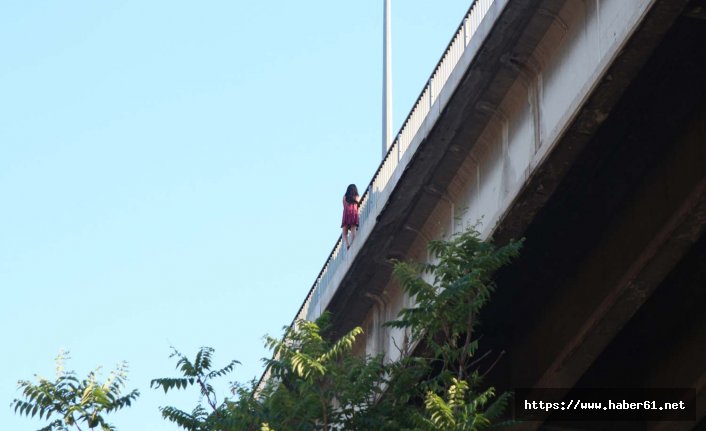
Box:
[257,0,497,392]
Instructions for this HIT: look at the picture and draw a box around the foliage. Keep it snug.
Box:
[143,316,390,431]
[150,346,240,431]
[387,227,522,383]
[385,227,523,429]
[413,378,512,431]
[12,351,139,431]
[255,313,390,431]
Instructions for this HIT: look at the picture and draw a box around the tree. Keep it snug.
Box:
[413,378,508,431]
[386,227,522,429]
[146,316,389,431]
[248,226,521,430]
[256,314,389,431]
[12,351,139,431]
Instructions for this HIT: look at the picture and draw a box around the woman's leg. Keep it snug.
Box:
[350,225,357,245]
[342,226,350,249]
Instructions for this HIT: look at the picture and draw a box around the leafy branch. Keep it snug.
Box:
[150,346,240,431]
[12,351,139,431]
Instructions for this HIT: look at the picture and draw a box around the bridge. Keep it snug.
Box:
[276,0,706,429]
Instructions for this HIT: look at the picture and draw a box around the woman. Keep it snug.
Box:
[341,184,360,250]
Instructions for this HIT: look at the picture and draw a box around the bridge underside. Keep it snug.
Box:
[483,3,706,430]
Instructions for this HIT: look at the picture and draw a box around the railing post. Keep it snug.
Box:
[429,78,434,110]
[464,17,470,45]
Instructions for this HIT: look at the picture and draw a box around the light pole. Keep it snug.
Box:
[382,0,392,159]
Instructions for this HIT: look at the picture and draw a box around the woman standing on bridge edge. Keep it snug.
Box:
[341,184,360,250]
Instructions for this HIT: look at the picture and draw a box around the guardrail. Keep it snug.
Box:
[256,0,497,392]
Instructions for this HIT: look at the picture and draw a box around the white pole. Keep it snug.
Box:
[382,0,392,158]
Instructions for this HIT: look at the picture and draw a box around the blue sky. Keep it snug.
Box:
[1,1,473,429]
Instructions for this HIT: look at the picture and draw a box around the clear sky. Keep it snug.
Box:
[1,1,473,429]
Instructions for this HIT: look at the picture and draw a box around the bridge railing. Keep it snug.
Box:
[257,0,497,392]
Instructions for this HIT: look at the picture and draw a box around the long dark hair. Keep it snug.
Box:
[345,184,359,204]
